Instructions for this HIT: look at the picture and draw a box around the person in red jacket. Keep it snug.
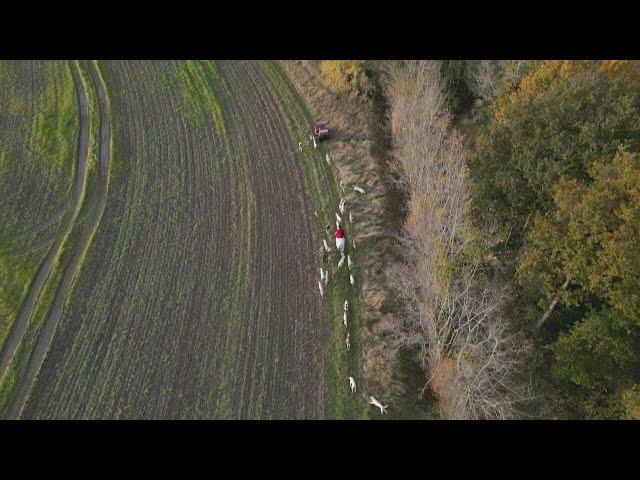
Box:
[335,223,345,255]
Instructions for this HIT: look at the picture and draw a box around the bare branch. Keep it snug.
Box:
[537,277,571,328]
[386,60,530,419]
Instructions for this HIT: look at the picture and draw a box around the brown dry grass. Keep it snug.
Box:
[282,61,402,401]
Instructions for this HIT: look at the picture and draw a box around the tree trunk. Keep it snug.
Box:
[537,277,571,328]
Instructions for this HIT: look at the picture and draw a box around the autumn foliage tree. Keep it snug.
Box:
[319,60,371,97]
[468,60,640,418]
[519,150,640,417]
[469,61,640,250]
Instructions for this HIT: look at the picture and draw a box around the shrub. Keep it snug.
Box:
[319,60,371,97]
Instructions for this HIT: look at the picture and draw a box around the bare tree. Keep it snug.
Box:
[385,60,531,419]
[467,60,506,103]
[466,60,530,106]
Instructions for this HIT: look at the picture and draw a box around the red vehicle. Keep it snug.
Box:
[314,123,329,141]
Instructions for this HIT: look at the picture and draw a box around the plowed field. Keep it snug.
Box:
[16,61,326,419]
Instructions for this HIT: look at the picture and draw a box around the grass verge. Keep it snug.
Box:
[260,60,368,419]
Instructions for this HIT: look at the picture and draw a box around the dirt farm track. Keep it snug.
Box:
[1,61,327,419]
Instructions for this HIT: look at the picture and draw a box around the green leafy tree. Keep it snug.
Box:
[468,60,640,418]
[518,150,640,417]
[550,307,640,418]
[518,150,640,326]
[469,61,640,249]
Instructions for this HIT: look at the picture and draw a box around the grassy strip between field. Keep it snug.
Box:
[20,60,114,417]
[260,61,369,419]
[0,60,110,416]
[70,60,112,303]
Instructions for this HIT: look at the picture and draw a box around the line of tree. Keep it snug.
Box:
[385,61,530,419]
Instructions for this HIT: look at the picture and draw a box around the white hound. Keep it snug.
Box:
[335,212,342,224]
[318,281,324,298]
[323,239,330,252]
[343,301,349,327]
[350,274,355,286]
[368,396,388,415]
[347,255,354,270]
[349,376,356,394]
[320,268,325,283]
[346,332,351,351]
[324,268,329,286]
[338,255,345,269]
[326,153,330,165]
[339,198,347,214]
[353,186,365,194]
